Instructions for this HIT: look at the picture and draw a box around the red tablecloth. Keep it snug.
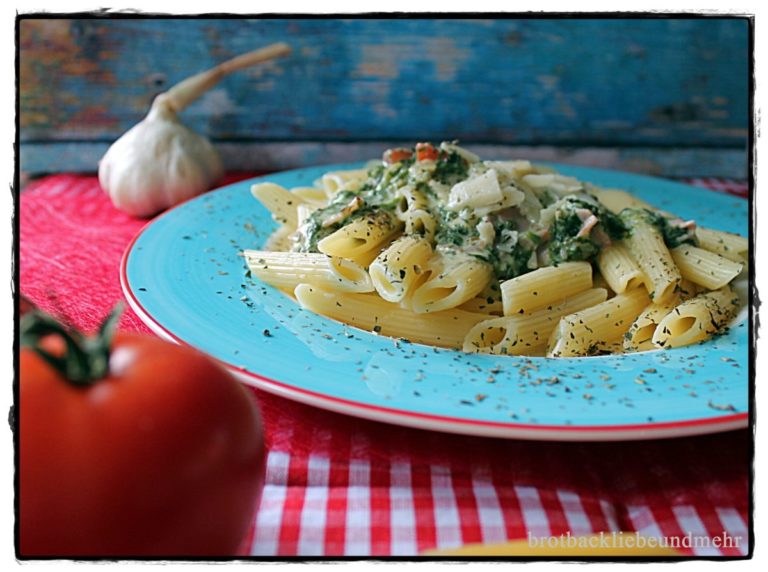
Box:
[19,174,751,557]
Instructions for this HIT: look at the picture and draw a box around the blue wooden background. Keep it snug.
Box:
[19,17,750,177]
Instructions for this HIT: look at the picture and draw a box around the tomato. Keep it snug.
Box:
[383,147,413,165]
[415,142,439,162]
[20,312,266,557]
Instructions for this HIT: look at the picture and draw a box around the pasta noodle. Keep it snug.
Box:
[294,284,488,349]
[244,250,374,293]
[696,227,748,263]
[547,287,651,357]
[290,186,329,205]
[395,186,437,240]
[319,168,369,196]
[652,286,739,348]
[586,188,653,214]
[251,182,305,228]
[243,141,744,357]
[369,235,433,302]
[624,299,682,351]
[500,262,593,316]
[620,210,681,303]
[458,296,504,316]
[317,211,403,262]
[670,245,744,290]
[622,279,698,351]
[596,242,646,294]
[409,249,493,313]
[464,288,608,355]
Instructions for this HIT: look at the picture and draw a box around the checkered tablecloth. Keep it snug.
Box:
[19,173,750,558]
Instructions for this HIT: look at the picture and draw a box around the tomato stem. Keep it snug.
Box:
[20,304,123,386]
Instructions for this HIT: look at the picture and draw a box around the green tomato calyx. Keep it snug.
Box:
[20,304,123,386]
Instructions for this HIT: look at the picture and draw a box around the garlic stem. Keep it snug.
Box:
[163,42,292,113]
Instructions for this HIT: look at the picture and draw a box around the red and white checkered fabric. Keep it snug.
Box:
[240,397,749,557]
[20,174,750,558]
[246,457,749,556]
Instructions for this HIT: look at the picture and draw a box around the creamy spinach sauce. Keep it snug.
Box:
[547,196,628,265]
[620,208,698,249]
[294,144,635,281]
[295,162,409,251]
[295,149,470,252]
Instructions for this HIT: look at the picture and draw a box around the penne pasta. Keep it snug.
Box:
[369,235,434,302]
[393,186,438,239]
[500,261,593,316]
[458,296,504,316]
[251,182,306,227]
[670,245,744,290]
[624,299,681,351]
[244,250,373,293]
[243,142,745,357]
[622,279,697,351]
[409,249,493,313]
[318,168,369,196]
[596,242,646,294]
[696,227,748,263]
[290,186,329,205]
[464,288,608,355]
[547,287,651,357]
[652,286,739,348]
[295,203,319,230]
[294,284,488,349]
[621,210,681,304]
[395,185,430,218]
[403,209,437,240]
[588,187,653,214]
[317,211,403,261]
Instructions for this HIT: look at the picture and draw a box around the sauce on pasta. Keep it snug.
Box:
[245,142,745,357]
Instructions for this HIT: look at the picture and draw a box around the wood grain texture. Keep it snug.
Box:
[20,141,748,179]
[19,16,750,176]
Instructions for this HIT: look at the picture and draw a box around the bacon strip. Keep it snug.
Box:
[576,214,599,238]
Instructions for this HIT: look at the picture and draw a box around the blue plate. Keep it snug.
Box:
[121,163,749,441]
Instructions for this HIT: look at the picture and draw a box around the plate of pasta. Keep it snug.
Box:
[121,142,750,441]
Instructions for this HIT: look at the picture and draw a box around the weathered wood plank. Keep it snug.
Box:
[20,17,749,151]
[19,141,749,179]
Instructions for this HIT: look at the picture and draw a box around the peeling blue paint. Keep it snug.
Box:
[20,18,749,160]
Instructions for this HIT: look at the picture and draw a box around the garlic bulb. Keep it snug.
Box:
[99,94,224,217]
[99,43,291,218]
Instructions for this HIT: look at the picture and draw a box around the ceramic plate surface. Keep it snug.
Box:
[121,163,750,441]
